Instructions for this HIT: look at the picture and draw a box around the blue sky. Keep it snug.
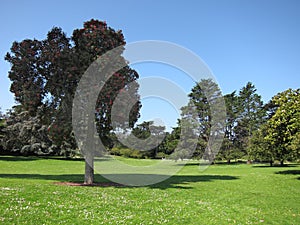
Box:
[0,0,299,130]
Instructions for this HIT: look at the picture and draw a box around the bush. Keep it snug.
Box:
[110,147,145,159]
[110,147,121,156]
[156,152,167,159]
[130,150,144,159]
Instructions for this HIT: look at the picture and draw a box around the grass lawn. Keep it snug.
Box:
[0,156,299,224]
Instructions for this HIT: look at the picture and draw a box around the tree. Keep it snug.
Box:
[0,109,6,153]
[122,121,165,158]
[71,20,141,184]
[5,27,74,152]
[218,92,241,163]
[235,82,266,158]
[264,89,300,165]
[173,114,199,161]
[148,123,166,158]
[289,132,300,160]
[160,124,180,156]
[2,106,53,156]
[181,79,225,162]
[5,19,141,184]
[5,40,44,116]
[248,124,274,166]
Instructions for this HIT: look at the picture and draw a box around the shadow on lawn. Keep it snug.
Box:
[151,174,239,189]
[0,156,120,162]
[177,161,247,167]
[275,170,300,175]
[0,173,239,189]
[0,156,40,161]
[252,164,299,168]
[275,170,300,181]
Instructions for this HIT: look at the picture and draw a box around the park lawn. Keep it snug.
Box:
[0,156,299,224]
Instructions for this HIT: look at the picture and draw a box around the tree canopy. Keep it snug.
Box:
[4,19,141,183]
[264,89,300,165]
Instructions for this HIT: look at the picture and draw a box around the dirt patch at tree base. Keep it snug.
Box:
[53,182,125,187]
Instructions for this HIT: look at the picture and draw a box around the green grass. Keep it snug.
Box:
[0,156,299,224]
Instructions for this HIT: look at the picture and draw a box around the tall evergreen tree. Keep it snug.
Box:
[235,82,266,158]
[182,79,225,162]
[218,91,240,163]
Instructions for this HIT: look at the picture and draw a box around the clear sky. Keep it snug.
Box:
[1,0,299,130]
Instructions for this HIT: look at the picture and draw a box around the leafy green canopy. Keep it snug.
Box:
[265,89,300,162]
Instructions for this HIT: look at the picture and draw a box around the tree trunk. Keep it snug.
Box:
[84,107,96,185]
[270,160,273,167]
[280,159,284,167]
[84,153,94,185]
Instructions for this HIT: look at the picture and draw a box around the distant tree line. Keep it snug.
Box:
[108,80,300,166]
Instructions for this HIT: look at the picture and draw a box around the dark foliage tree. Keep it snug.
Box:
[71,20,141,184]
[5,27,74,153]
[5,40,44,116]
[5,19,141,184]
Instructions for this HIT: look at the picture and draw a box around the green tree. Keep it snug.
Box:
[174,114,199,161]
[218,92,241,163]
[168,126,180,151]
[235,82,266,158]
[181,79,225,162]
[161,124,180,156]
[0,109,6,153]
[265,89,300,165]
[248,124,274,166]
[289,132,300,160]
[127,121,165,158]
[2,106,53,156]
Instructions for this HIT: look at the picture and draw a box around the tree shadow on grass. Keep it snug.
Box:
[177,162,247,167]
[0,173,85,183]
[0,173,239,189]
[214,161,247,165]
[0,156,40,161]
[0,156,114,162]
[275,170,300,181]
[151,174,239,189]
[275,170,300,175]
[175,163,202,167]
[252,164,299,168]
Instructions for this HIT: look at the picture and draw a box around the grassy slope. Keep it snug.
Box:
[0,156,299,224]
